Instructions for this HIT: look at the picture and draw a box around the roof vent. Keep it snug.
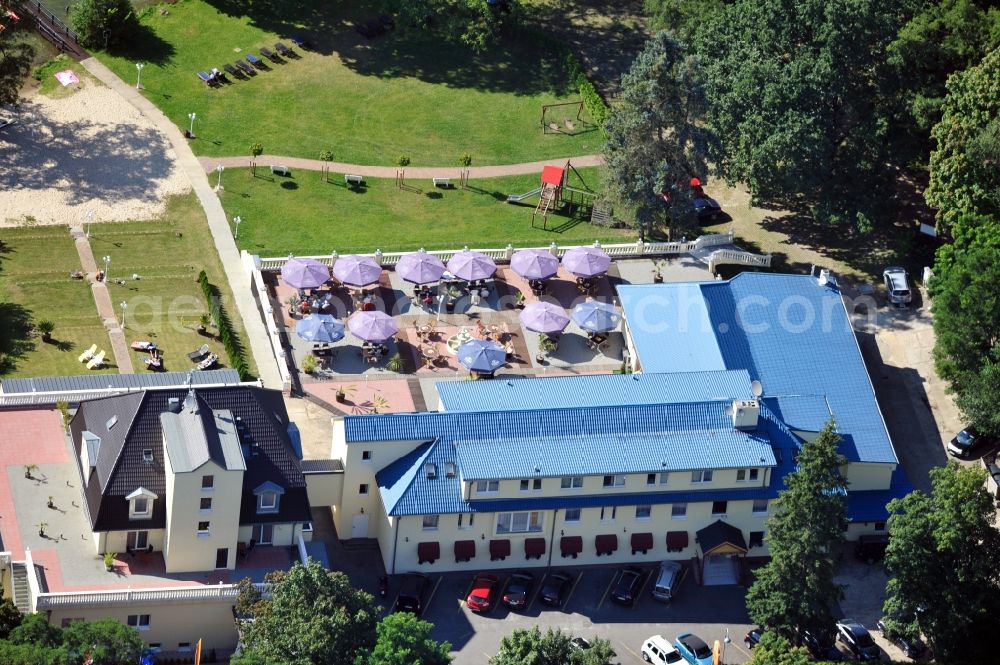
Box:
[424,463,437,479]
[444,462,456,478]
[167,397,182,413]
[818,269,837,287]
[142,448,154,464]
[105,415,118,430]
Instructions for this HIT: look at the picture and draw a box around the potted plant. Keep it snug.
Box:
[335,384,356,403]
[385,353,404,373]
[371,395,389,414]
[197,313,211,334]
[37,320,55,342]
[38,522,48,537]
[47,495,54,509]
[24,464,38,479]
[539,333,558,354]
[301,354,318,374]
[514,291,526,310]
[651,259,665,283]
[103,552,116,571]
[285,295,301,317]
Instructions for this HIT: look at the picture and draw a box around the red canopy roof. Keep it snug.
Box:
[541,165,565,187]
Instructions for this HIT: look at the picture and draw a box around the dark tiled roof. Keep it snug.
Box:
[70,386,310,532]
[696,519,748,553]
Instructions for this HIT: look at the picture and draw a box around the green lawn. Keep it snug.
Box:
[95,0,603,166]
[219,167,631,256]
[86,194,258,377]
[0,227,113,378]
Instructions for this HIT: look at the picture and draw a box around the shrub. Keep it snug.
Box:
[198,271,253,380]
[71,0,138,50]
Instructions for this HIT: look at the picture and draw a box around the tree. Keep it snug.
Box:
[603,30,713,241]
[699,0,909,230]
[249,142,264,177]
[0,6,36,106]
[925,47,1000,236]
[489,627,615,665]
[233,560,380,665]
[60,618,143,665]
[362,612,451,665]
[745,421,847,640]
[388,0,518,53]
[929,219,1000,434]
[0,597,21,639]
[319,150,334,183]
[9,612,62,648]
[643,0,727,44]
[882,462,1000,663]
[70,0,138,50]
[748,632,810,665]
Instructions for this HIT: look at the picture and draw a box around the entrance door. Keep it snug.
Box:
[351,513,369,539]
[253,524,273,545]
[127,530,148,551]
[215,548,229,569]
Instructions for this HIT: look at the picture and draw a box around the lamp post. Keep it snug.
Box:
[187,112,196,138]
[214,164,225,192]
[84,209,94,239]
[120,301,128,329]
[721,628,731,664]
[135,62,145,90]
[233,215,242,239]
[102,255,111,283]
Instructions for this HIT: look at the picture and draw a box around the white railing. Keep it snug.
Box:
[34,581,271,609]
[245,252,293,391]
[296,532,309,565]
[708,248,773,272]
[255,233,736,272]
[24,548,39,613]
[0,380,259,407]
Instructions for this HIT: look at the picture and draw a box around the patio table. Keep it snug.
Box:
[446,328,474,354]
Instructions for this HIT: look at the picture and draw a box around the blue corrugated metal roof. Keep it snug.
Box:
[618,274,897,464]
[377,440,472,516]
[764,395,834,433]
[1,370,242,394]
[437,370,754,412]
[846,467,913,521]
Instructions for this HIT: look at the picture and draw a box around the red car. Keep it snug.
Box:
[466,573,500,613]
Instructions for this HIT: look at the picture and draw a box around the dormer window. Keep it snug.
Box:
[253,481,285,515]
[126,487,157,520]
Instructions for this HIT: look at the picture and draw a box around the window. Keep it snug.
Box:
[127,614,151,630]
[359,484,369,495]
[520,478,542,491]
[200,497,212,511]
[564,508,581,523]
[476,480,499,493]
[749,468,759,481]
[178,643,192,653]
[258,491,279,513]
[132,497,150,516]
[496,511,543,534]
[749,531,764,548]
[671,503,687,519]
[600,506,617,522]
[752,499,769,515]
[201,475,214,490]
[635,505,652,520]
[197,521,210,536]
[361,450,372,462]
[646,473,657,486]
[458,513,474,530]
[127,530,148,551]
[874,521,886,532]
[142,448,153,463]
[691,470,713,483]
[560,476,583,489]
[444,462,456,478]
[712,501,728,516]
[602,474,625,487]
[422,515,439,530]
[659,472,669,485]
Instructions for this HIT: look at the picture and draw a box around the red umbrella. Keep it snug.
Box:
[690,177,702,187]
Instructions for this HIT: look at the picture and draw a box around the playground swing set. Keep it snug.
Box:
[506,160,609,229]
[540,101,586,135]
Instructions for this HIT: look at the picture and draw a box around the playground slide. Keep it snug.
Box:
[506,186,543,203]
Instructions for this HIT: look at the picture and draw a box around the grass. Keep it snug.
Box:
[94,0,604,166]
[85,194,258,377]
[0,227,113,378]
[218,167,632,256]
[31,54,100,98]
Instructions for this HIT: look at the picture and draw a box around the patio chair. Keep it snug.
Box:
[196,71,217,86]
[246,53,264,69]
[275,42,294,57]
[197,354,219,370]
[187,344,210,361]
[78,343,97,362]
[235,60,256,76]
[223,63,241,78]
[86,350,106,369]
[260,46,280,62]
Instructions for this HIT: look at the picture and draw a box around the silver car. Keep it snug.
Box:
[883,267,912,305]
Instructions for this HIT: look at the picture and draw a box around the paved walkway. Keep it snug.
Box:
[80,57,282,388]
[70,225,134,373]
[198,154,605,178]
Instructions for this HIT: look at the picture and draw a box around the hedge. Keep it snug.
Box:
[198,270,253,380]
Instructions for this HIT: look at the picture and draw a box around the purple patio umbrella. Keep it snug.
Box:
[396,251,446,285]
[458,339,506,373]
[561,246,611,278]
[295,314,345,343]
[519,301,570,334]
[333,254,383,287]
[571,300,621,333]
[446,250,496,282]
[347,310,398,342]
[510,249,559,280]
[281,257,330,290]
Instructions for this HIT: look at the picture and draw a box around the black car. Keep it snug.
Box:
[693,196,722,222]
[836,620,880,661]
[876,620,927,659]
[744,627,764,649]
[947,426,996,459]
[394,573,431,615]
[539,572,573,607]
[610,566,645,606]
[799,628,844,661]
[502,572,535,611]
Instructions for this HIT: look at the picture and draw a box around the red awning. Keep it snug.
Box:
[417,541,440,564]
[541,165,565,187]
[631,532,654,554]
[489,539,511,560]
[454,540,476,562]
[524,538,546,559]
[595,534,618,556]
[666,531,689,552]
[560,535,583,558]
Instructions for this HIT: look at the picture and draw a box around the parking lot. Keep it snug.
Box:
[386,563,755,664]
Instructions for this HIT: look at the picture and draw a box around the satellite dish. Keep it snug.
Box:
[751,380,763,398]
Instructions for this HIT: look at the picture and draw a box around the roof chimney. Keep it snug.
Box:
[731,399,760,430]
[167,397,182,414]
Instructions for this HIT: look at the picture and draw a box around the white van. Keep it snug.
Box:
[650,560,683,603]
[641,635,682,664]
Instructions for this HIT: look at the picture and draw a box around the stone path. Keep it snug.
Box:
[198,153,604,178]
[79,57,283,388]
[69,224,134,373]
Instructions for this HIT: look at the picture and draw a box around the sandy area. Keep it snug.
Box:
[0,79,191,227]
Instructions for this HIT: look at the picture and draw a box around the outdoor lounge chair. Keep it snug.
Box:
[260,46,280,62]
[235,60,256,76]
[274,42,294,57]
[187,344,210,361]
[78,343,97,362]
[197,354,219,370]
[223,63,241,78]
[86,350,106,369]
[246,53,264,69]
[197,71,216,86]
[290,36,310,50]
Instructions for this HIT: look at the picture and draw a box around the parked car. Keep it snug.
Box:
[876,619,927,659]
[744,627,764,649]
[539,571,573,606]
[694,195,722,222]
[502,571,535,611]
[799,628,844,661]
[836,620,880,661]
[651,560,684,602]
[883,267,912,306]
[854,534,890,563]
[610,566,645,606]
[673,633,713,665]
[466,573,500,613]
[571,637,591,651]
[947,425,997,459]
[394,573,431,615]
[642,635,683,664]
